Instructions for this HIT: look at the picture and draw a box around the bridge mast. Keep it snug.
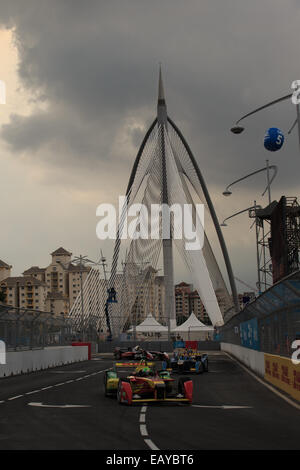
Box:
[157,67,176,336]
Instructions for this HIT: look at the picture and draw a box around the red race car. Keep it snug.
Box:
[113,345,153,360]
[104,362,193,405]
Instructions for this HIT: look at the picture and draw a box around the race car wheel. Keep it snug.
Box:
[178,377,191,395]
[117,378,130,403]
[117,380,123,403]
[103,374,109,396]
[203,358,209,372]
[195,361,204,374]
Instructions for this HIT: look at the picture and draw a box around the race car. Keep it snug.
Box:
[103,361,193,405]
[148,350,170,363]
[113,345,153,360]
[170,349,209,374]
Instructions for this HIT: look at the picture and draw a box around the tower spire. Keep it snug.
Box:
[157,64,167,124]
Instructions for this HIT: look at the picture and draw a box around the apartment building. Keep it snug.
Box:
[175,282,193,323]
[0,276,47,310]
[23,247,90,316]
[0,259,12,282]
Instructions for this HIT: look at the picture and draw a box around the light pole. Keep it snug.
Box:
[220,203,262,293]
[223,161,278,205]
[230,85,300,152]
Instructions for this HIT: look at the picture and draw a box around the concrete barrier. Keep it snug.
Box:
[221,342,265,377]
[0,345,88,378]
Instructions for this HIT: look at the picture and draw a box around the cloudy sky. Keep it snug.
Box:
[0,0,300,293]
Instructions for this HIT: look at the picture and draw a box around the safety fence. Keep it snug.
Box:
[98,340,220,353]
[220,270,300,358]
[0,304,75,350]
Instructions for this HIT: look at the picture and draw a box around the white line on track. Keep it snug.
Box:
[144,439,159,450]
[4,367,112,404]
[8,395,23,400]
[139,405,160,450]
[28,402,91,408]
[192,405,252,409]
[140,424,148,436]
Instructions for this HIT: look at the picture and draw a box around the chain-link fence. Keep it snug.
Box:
[0,304,76,350]
[220,270,300,357]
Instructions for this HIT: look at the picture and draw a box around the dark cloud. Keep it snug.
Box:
[1,0,300,285]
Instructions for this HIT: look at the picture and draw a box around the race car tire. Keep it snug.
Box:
[195,360,204,374]
[178,377,191,395]
[117,379,132,405]
[201,354,208,372]
[103,373,109,396]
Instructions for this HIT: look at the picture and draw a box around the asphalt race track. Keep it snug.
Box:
[0,352,299,450]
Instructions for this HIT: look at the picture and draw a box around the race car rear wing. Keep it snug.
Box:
[115,362,154,368]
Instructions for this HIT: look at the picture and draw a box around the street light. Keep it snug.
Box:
[222,161,278,205]
[221,203,263,293]
[231,87,300,151]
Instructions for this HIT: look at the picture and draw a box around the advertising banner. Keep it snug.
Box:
[240,317,260,350]
[264,353,300,402]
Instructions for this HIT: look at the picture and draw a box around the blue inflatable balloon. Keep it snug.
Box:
[264,127,284,151]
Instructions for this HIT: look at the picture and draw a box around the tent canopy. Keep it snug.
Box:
[128,313,168,332]
[173,312,214,332]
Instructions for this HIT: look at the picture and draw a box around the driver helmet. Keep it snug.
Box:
[142,366,151,376]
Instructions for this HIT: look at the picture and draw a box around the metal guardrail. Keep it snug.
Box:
[220,270,300,358]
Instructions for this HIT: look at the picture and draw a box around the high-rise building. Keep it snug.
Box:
[175,282,193,324]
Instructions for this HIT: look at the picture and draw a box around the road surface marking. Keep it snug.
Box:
[144,439,159,450]
[0,401,5,404]
[28,402,91,408]
[8,395,23,400]
[3,367,112,403]
[138,404,160,450]
[225,352,300,411]
[140,424,148,436]
[192,405,252,409]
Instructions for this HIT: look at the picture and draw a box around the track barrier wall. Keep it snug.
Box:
[0,345,89,378]
[220,271,300,402]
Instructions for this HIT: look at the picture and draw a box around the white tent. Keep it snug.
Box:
[127,314,168,340]
[173,312,214,341]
